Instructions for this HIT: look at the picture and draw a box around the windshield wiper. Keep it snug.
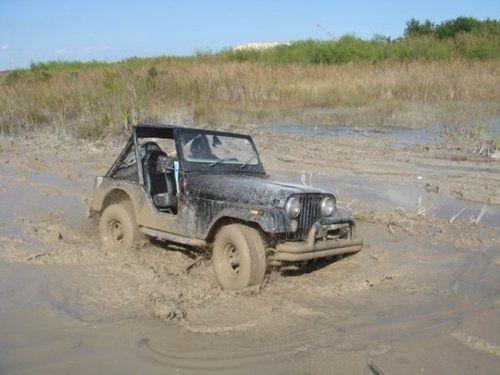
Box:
[208,155,257,168]
[240,155,257,169]
[208,157,234,167]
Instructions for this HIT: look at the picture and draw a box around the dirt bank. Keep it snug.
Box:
[0,129,499,374]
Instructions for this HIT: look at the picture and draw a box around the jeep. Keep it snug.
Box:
[90,124,363,290]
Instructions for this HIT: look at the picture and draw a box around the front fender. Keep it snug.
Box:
[205,206,290,240]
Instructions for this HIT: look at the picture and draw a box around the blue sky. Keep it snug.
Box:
[0,0,498,70]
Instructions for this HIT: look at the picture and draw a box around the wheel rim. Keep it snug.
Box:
[224,242,241,275]
[108,219,125,246]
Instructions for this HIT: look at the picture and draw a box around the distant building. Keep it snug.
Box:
[233,42,289,51]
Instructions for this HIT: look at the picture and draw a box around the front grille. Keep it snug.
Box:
[289,194,323,241]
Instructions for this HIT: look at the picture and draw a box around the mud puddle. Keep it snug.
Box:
[1,135,500,373]
[269,124,441,144]
[27,171,81,189]
[427,163,499,175]
[275,172,500,228]
[2,233,499,374]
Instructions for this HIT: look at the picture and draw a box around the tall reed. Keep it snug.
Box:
[1,58,498,138]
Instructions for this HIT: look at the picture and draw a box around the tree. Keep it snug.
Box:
[371,34,391,44]
[435,17,482,39]
[404,18,435,37]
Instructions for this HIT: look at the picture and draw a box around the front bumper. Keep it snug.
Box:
[271,216,363,262]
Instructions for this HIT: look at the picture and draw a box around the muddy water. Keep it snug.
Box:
[275,172,500,228]
[270,124,442,144]
[1,141,500,374]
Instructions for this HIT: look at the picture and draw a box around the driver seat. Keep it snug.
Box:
[142,149,177,211]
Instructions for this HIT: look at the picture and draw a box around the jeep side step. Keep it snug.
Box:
[140,227,207,248]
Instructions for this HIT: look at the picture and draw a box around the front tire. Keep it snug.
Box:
[212,224,267,290]
[99,201,139,251]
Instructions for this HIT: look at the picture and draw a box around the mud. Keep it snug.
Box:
[0,130,499,374]
[270,124,443,144]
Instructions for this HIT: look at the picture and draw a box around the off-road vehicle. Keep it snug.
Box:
[90,124,362,290]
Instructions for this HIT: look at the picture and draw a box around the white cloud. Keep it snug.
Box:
[54,48,69,56]
[0,43,10,50]
[49,46,111,58]
[81,46,95,54]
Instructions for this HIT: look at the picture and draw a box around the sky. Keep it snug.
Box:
[0,0,498,70]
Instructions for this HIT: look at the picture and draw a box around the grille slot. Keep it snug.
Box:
[289,194,323,241]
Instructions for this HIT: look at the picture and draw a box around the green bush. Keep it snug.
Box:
[405,19,435,37]
[2,16,498,81]
[435,17,482,39]
[219,29,497,65]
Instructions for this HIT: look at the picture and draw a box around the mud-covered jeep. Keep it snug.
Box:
[90,124,362,290]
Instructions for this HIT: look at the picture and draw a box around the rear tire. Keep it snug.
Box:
[99,201,139,251]
[212,224,267,290]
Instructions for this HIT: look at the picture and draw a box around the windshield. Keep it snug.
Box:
[179,131,259,166]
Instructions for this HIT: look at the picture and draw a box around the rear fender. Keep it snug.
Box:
[91,177,180,233]
[90,177,146,218]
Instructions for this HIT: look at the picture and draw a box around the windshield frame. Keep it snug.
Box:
[175,128,265,174]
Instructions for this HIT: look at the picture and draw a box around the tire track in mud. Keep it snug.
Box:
[131,236,500,372]
[1,137,500,373]
[452,329,500,358]
[138,337,302,371]
[2,168,498,337]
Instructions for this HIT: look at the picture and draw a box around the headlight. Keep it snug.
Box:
[321,196,335,216]
[285,197,301,218]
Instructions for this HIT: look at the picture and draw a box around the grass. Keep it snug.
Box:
[217,33,500,64]
[0,33,499,139]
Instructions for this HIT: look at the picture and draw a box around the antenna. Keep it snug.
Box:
[316,24,336,41]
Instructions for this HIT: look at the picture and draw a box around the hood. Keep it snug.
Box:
[185,173,328,206]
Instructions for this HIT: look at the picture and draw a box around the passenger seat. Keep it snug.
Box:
[142,150,177,211]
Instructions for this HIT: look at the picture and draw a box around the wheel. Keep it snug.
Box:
[99,201,139,251]
[212,224,267,290]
